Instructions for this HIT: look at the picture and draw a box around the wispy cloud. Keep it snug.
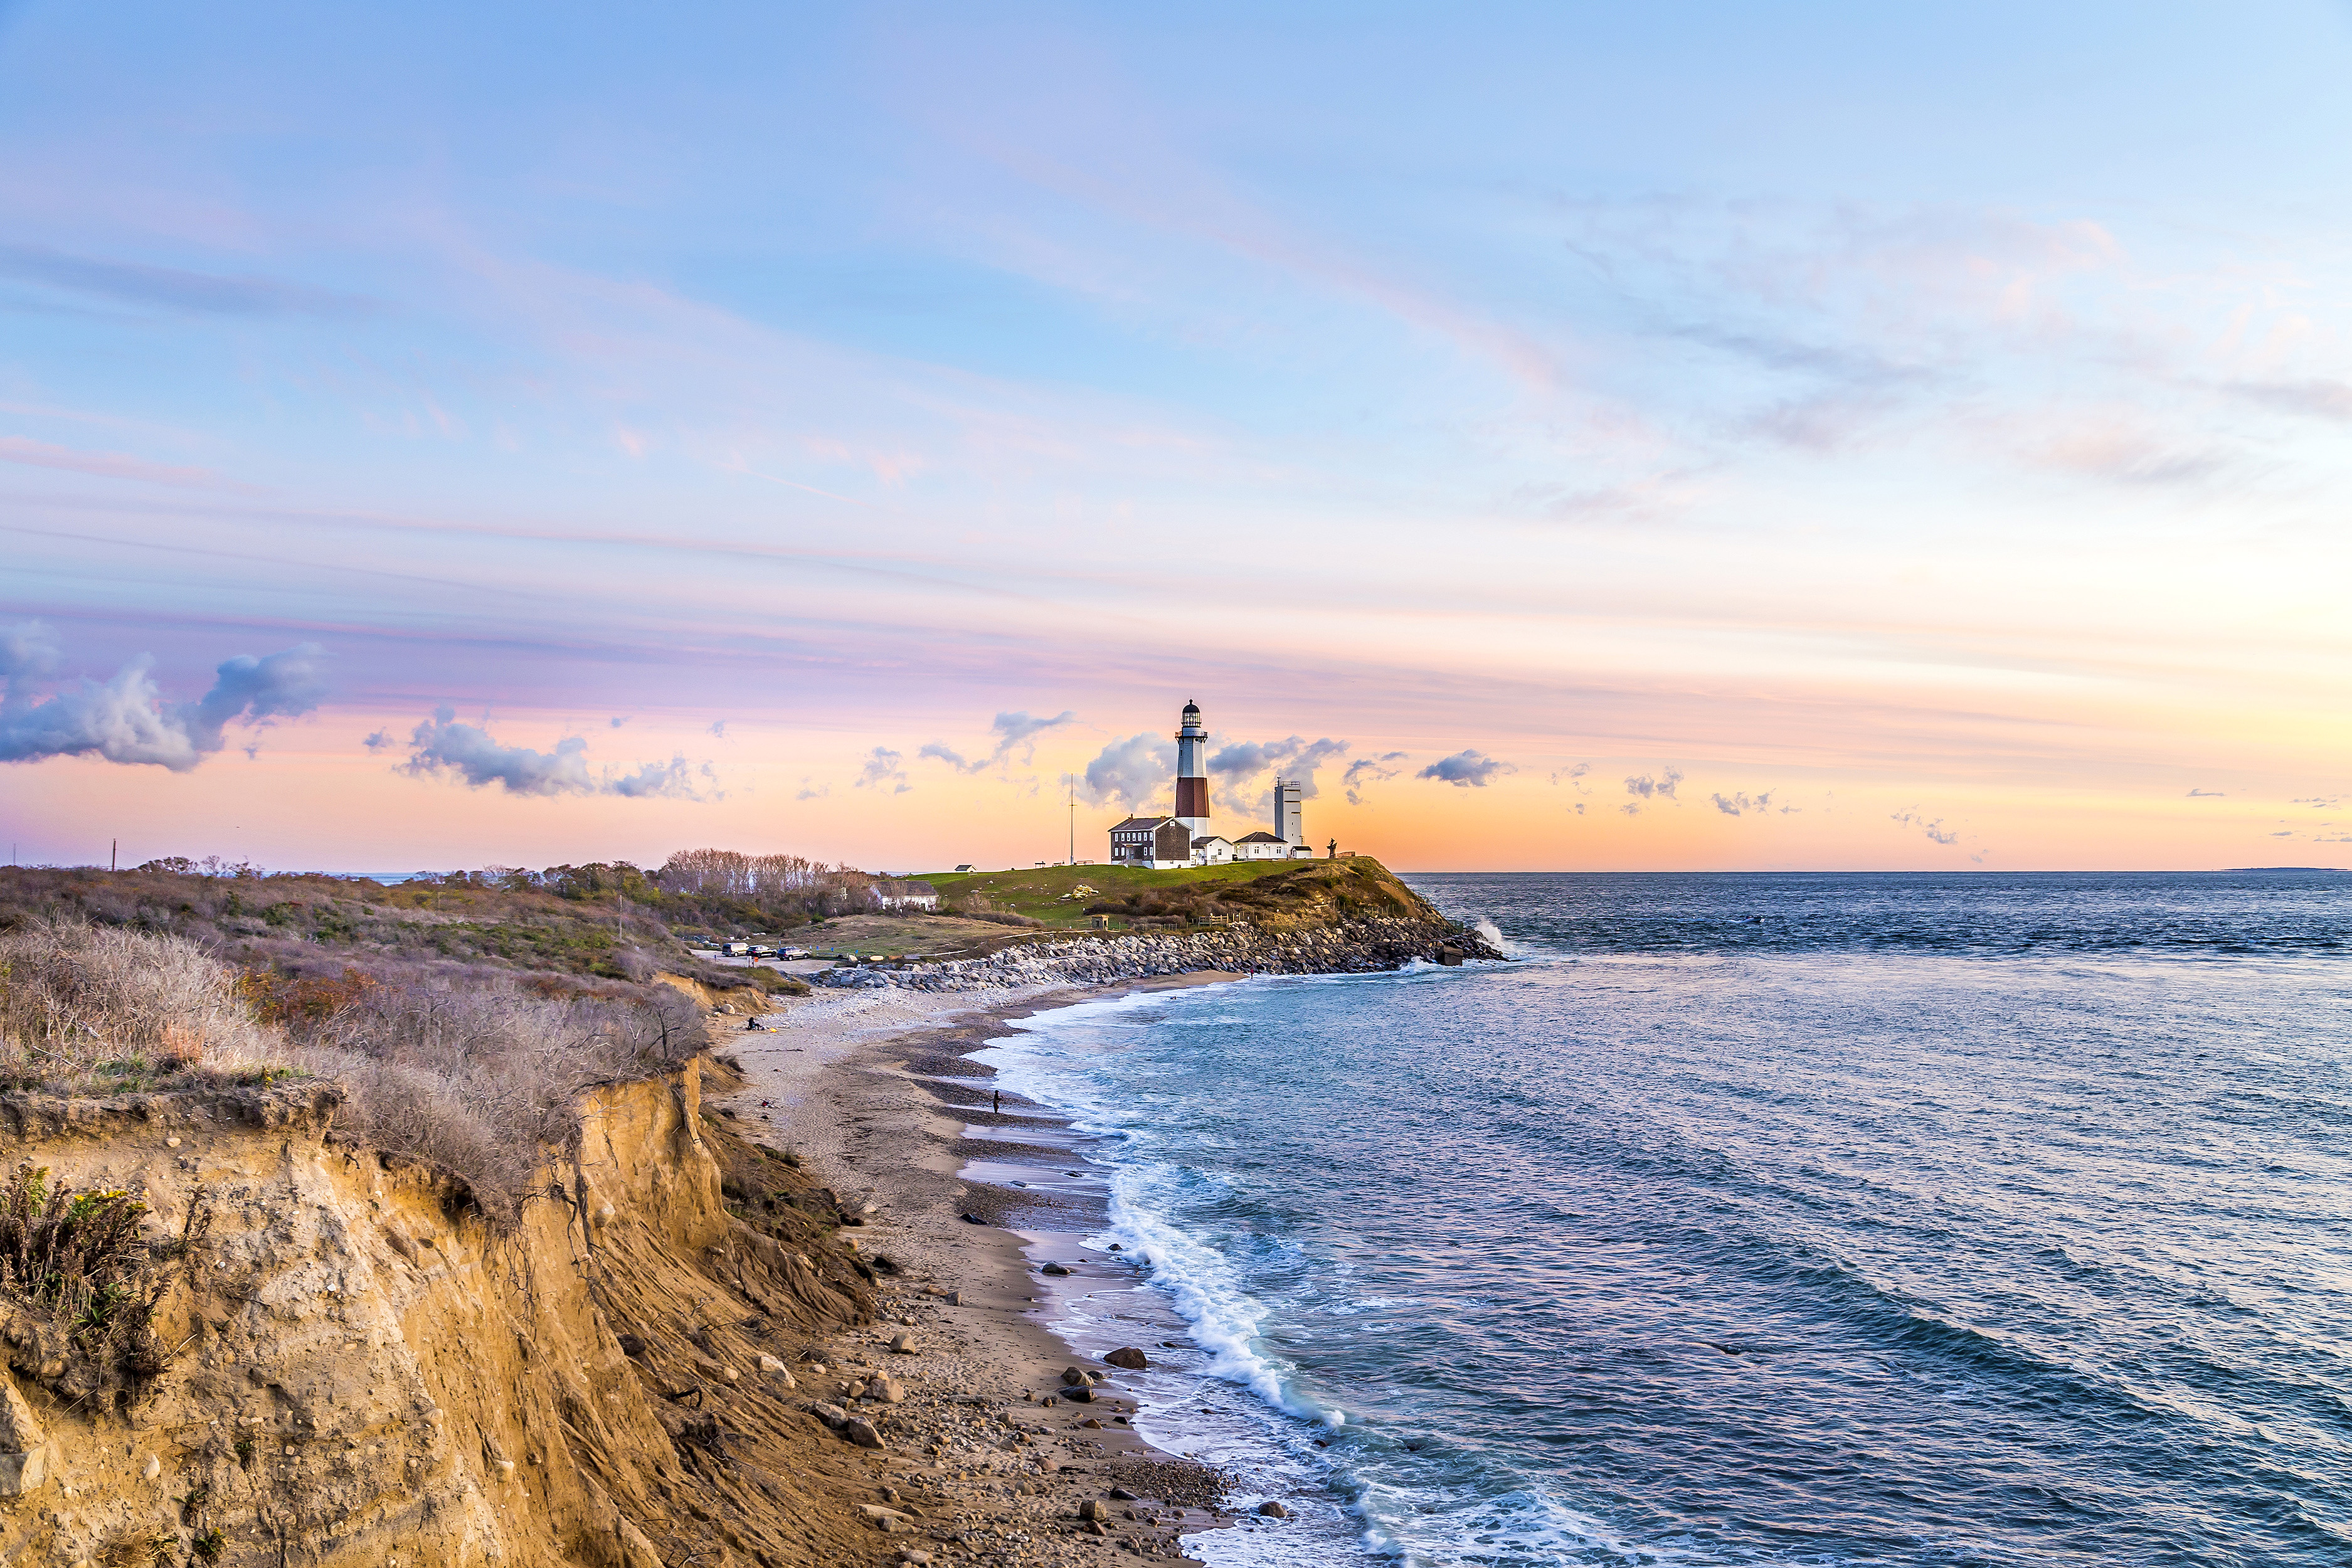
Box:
[2228,379,2352,423]
[2186,788,2225,798]
[855,746,911,794]
[0,245,376,318]
[921,709,1077,774]
[1891,808,1960,845]
[1344,751,1408,806]
[1711,789,1775,816]
[0,434,246,490]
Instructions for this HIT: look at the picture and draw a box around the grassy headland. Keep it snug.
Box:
[926,856,1438,932]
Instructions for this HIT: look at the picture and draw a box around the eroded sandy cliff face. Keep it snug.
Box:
[0,1061,889,1568]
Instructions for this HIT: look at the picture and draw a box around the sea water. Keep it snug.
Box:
[974,872,2352,1567]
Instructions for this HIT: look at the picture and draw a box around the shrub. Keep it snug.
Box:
[299,981,706,1224]
[0,919,274,1086]
[0,1161,151,1333]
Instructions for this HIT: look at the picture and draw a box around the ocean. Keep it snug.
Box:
[972,872,2352,1567]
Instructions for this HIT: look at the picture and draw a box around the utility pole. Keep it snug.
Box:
[111,839,117,872]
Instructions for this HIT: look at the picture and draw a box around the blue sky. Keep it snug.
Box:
[3,3,2350,870]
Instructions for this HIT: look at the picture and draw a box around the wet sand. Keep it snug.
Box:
[706,973,1246,1567]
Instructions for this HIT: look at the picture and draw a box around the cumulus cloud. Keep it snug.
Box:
[363,729,396,752]
[1212,734,1349,814]
[397,707,701,798]
[1890,809,1959,845]
[1625,768,1683,800]
[0,623,327,771]
[1343,751,1408,805]
[0,622,63,694]
[1080,732,1175,808]
[921,709,1077,775]
[1421,750,1514,788]
[708,719,728,739]
[856,746,911,794]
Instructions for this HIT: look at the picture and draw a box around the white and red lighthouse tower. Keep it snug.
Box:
[1173,699,1211,838]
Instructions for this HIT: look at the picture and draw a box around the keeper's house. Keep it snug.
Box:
[1109,817,1196,869]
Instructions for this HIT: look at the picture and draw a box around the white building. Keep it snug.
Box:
[869,879,938,911]
[1231,830,1291,861]
[1192,835,1234,865]
[1273,777,1306,849]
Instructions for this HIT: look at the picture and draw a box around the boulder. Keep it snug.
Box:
[811,1402,848,1427]
[0,1376,44,1497]
[1103,1347,1149,1370]
[1060,1367,1088,1385]
[866,1375,906,1404]
[1078,1499,1110,1520]
[842,1416,884,1449]
[1040,1262,1071,1276]
[889,1331,918,1353]
[856,1503,912,1532]
[1258,1500,1291,1518]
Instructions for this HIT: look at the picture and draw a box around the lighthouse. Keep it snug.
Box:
[1173,699,1211,838]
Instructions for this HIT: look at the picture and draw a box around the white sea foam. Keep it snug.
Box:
[987,981,1729,1568]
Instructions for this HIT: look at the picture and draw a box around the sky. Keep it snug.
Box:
[4,1,2351,874]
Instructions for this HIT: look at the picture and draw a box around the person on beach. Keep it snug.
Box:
[993,1089,1002,1114]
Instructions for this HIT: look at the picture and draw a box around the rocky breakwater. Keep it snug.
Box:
[0,1061,899,1568]
[824,859,1503,993]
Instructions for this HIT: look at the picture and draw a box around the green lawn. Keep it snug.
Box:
[918,858,1338,927]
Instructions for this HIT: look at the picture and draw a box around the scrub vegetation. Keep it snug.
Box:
[0,914,706,1228]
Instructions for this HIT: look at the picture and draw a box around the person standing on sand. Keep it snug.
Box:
[993,1089,1001,1114]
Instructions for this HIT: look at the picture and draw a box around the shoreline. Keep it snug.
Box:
[708,971,1251,1565]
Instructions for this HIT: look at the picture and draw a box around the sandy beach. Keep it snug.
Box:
[702,973,1253,1567]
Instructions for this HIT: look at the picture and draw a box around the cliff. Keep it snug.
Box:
[0,1062,898,1568]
